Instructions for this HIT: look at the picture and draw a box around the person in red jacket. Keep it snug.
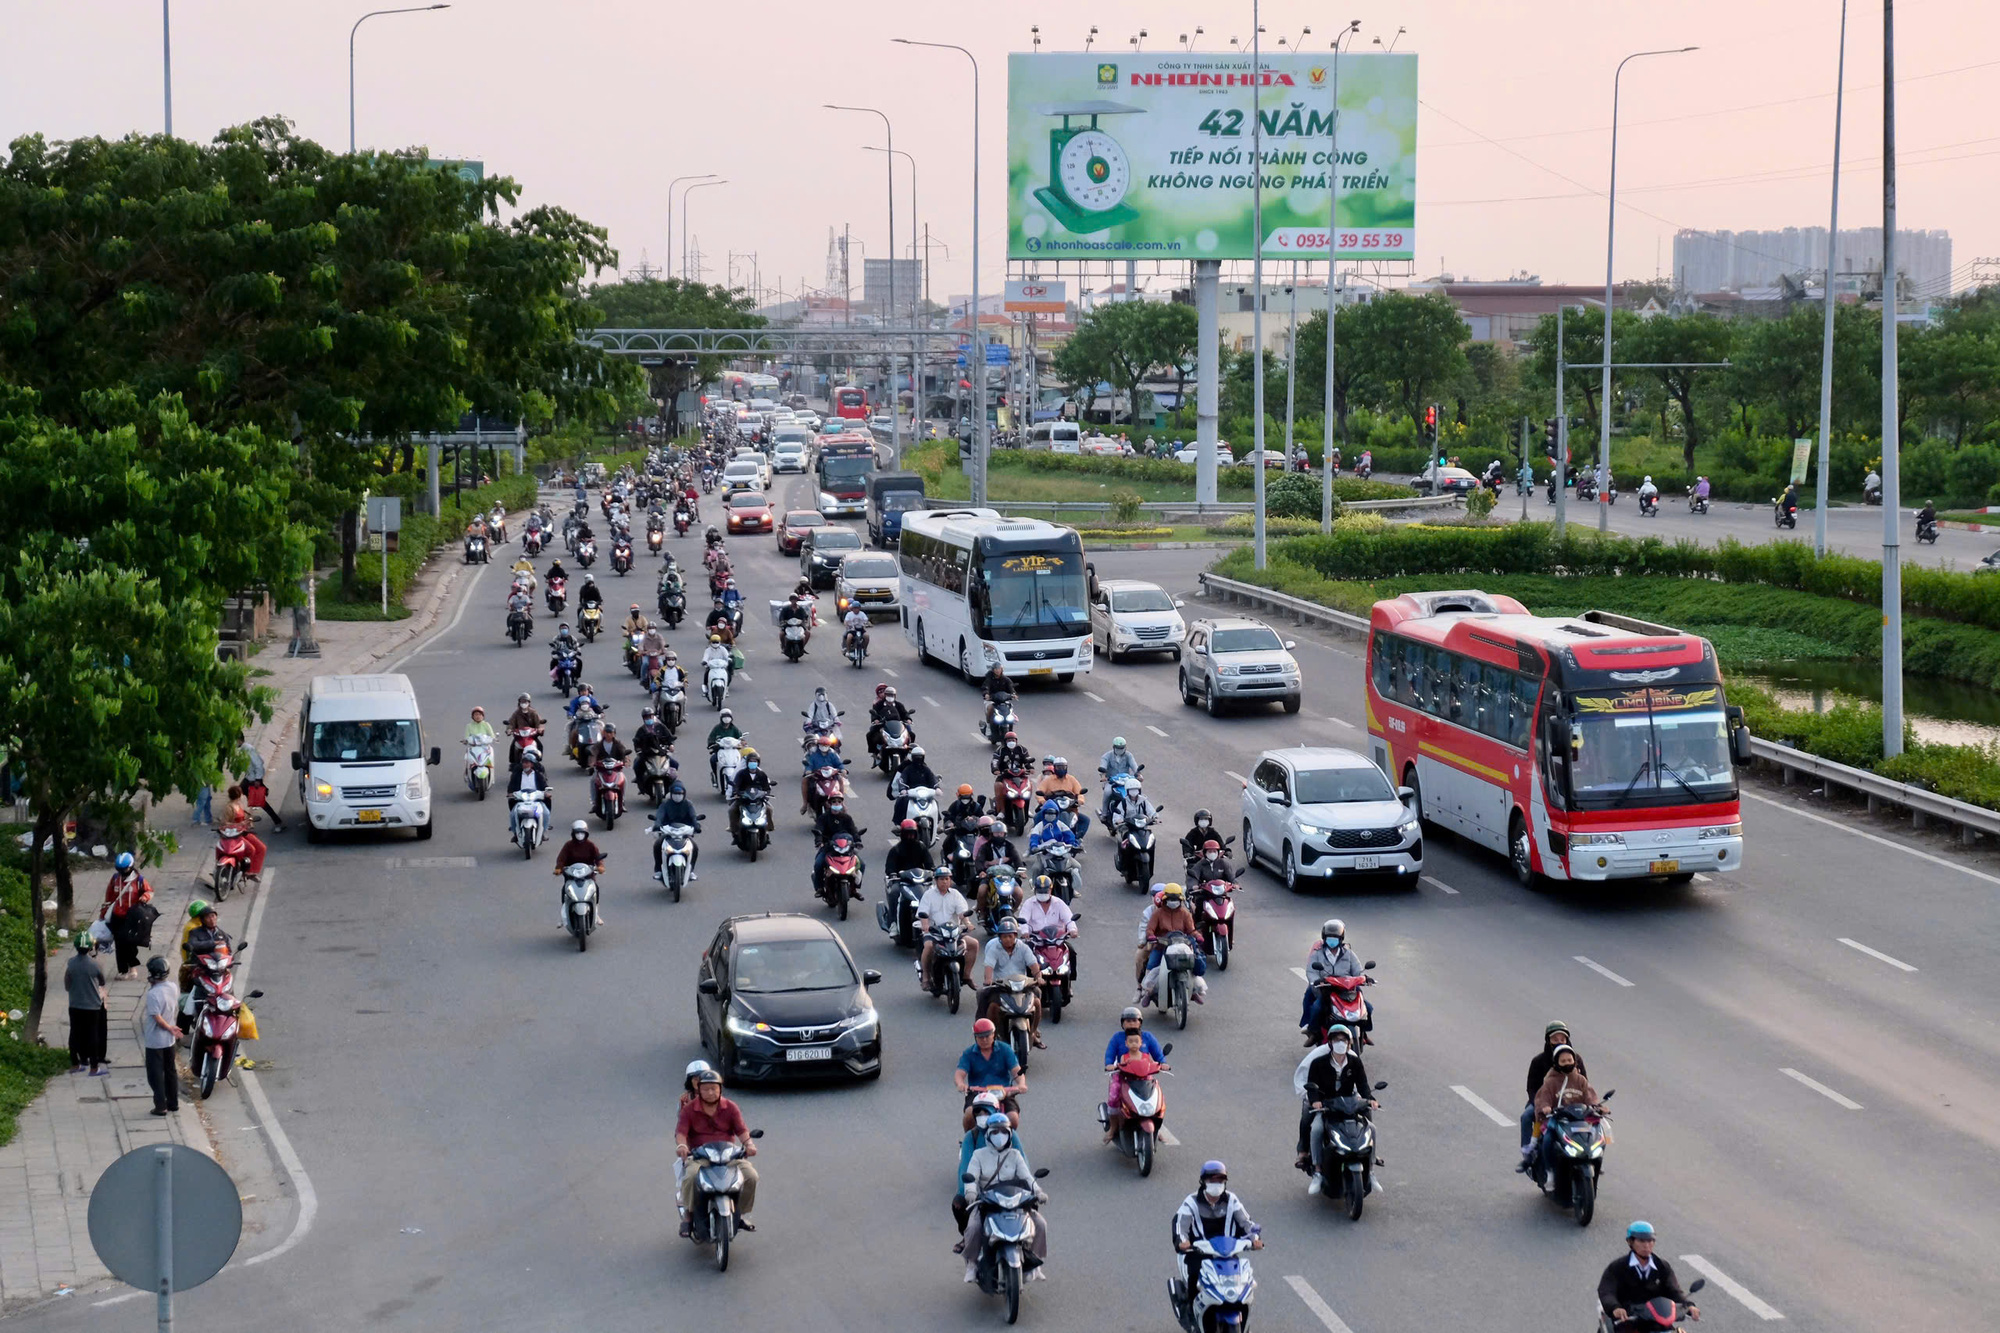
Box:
[97,853,154,979]
[674,1070,757,1235]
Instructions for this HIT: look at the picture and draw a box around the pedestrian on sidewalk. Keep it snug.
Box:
[141,958,182,1115]
[240,749,286,833]
[190,783,214,826]
[65,936,109,1075]
[98,852,156,980]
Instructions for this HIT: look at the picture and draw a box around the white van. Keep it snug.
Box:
[1028,421,1081,454]
[291,674,440,841]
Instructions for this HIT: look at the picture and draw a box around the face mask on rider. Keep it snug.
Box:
[988,1132,1010,1150]
[1203,1182,1226,1200]
[1331,1041,1350,1057]
[1034,891,1051,903]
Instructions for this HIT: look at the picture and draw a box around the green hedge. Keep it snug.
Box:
[323,466,540,611]
[0,865,70,1147]
[987,449,1414,499]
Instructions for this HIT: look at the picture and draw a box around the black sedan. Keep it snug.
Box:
[697,913,882,1084]
[799,526,864,589]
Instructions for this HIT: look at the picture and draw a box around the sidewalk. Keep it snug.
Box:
[0,514,513,1311]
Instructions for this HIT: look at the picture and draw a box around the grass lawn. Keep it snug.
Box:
[928,465,1207,505]
[1076,525,1234,544]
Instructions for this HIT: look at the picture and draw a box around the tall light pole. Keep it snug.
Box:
[666,174,719,287]
[1881,0,1904,756]
[866,144,922,443]
[895,38,982,502]
[1252,0,1268,567]
[349,5,450,154]
[162,1,173,136]
[1322,20,1362,533]
[1814,0,1849,558]
[1598,46,1696,531]
[829,105,901,465]
[682,179,727,281]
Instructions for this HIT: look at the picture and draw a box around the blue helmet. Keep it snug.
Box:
[1626,1220,1656,1240]
[983,1113,1011,1136]
[115,852,134,872]
[1200,1160,1228,1182]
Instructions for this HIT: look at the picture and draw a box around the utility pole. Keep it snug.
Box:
[1555,304,1570,541]
[1880,0,1904,757]
[1814,0,1849,558]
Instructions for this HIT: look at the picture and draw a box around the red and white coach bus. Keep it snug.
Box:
[1365,590,1753,885]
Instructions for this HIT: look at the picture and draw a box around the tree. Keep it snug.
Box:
[1347,292,1470,428]
[1903,320,2000,447]
[1291,307,1377,444]
[1725,310,1823,440]
[582,277,763,435]
[1050,300,1196,425]
[1627,313,1733,470]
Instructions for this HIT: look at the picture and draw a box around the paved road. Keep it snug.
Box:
[22,474,2000,1332]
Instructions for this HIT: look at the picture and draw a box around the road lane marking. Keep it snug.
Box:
[1678,1254,1786,1321]
[1224,771,1247,786]
[1289,966,1309,981]
[764,699,780,712]
[1450,1085,1513,1127]
[1743,789,2000,888]
[1325,716,1357,729]
[1285,1276,1357,1333]
[1781,1067,1863,1110]
[232,870,321,1271]
[387,856,477,869]
[1573,955,1635,987]
[881,668,898,677]
[923,695,941,707]
[1421,875,1459,895]
[1145,724,1170,738]
[1085,691,1105,703]
[1157,1127,1179,1147]
[1838,937,1918,972]
[1692,872,1713,883]
[385,560,488,672]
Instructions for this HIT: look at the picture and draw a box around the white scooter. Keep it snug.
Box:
[711,736,744,795]
[892,782,940,849]
[511,790,548,858]
[654,821,699,902]
[1172,1229,1260,1333]
[561,862,598,951]
[463,738,494,800]
[705,657,731,709]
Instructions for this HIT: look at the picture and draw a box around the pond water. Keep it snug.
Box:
[1728,658,2000,749]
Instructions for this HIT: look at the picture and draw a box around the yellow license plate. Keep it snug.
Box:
[1648,859,1679,874]
[356,810,384,823]
[1028,668,1053,676]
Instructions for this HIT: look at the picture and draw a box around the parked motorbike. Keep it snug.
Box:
[1307,1086,1389,1221]
[181,948,238,1050]
[592,757,627,830]
[211,826,254,902]
[1102,1046,1172,1177]
[683,1129,763,1272]
[1530,1090,1614,1227]
[464,738,494,800]
[878,866,929,948]
[818,832,861,919]
[654,821,698,902]
[192,987,264,1101]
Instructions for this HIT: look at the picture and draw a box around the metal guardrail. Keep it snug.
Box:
[1197,572,1999,845]
[918,495,1461,520]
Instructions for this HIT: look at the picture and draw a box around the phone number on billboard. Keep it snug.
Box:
[1264,228,1411,255]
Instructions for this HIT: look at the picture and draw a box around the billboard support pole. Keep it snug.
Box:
[1251,1,1267,571]
[1195,260,1220,506]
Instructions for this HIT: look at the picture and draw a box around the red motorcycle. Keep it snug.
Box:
[1028,931,1075,1024]
[1189,878,1239,971]
[1103,1047,1172,1177]
[193,987,261,1100]
[806,764,846,821]
[1311,966,1377,1047]
[545,577,568,616]
[509,725,545,768]
[997,768,1035,837]
[181,947,239,1053]
[591,757,627,831]
[819,832,860,920]
[212,826,255,902]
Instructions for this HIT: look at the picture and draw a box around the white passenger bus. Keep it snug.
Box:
[897,509,1094,683]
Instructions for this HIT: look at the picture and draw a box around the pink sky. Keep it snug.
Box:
[4,2,1994,304]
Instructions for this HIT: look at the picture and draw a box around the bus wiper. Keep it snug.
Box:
[1657,764,1702,802]
[1615,760,1653,805]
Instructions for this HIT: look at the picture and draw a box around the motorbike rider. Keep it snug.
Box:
[1529,1043,1604,1178]
[506,744,554,840]
[701,634,735,686]
[633,705,676,768]
[504,693,546,768]
[621,600,649,644]
[576,571,603,613]
[1638,475,1659,509]
[1171,1162,1261,1315]
[1519,1021,1586,1168]
[1179,809,1220,867]
[957,1112,1047,1284]
[1599,1222,1700,1327]
[1017,876,1076,962]
[975,818,1023,877]
[1296,1024,1379,1190]
[884,819,936,878]
[841,604,870,654]
[505,583,534,632]
[674,1069,758,1237]
[552,820,607,927]
[547,620,580,668]
[463,705,496,750]
[800,733,847,814]
[1299,918,1362,1038]
[1139,885,1208,1007]
[638,622,668,684]
[704,598,736,642]
[1187,838,1235,889]
[890,745,939,824]
[1694,475,1712,503]
[1035,758,1089,839]
[803,686,840,737]
[1101,1006,1163,1143]
[1863,468,1882,501]
[867,684,914,757]
[943,783,986,830]
[655,650,686,703]
[979,919,1046,1049]
[729,747,772,818]
[509,557,537,596]
[778,594,813,651]
[1097,737,1142,826]
[989,730,1033,810]
[706,708,742,754]
[1917,498,1937,532]
[980,664,1015,732]
[916,869,974,993]
[954,1017,1026,1130]
[810,796,863,896]
[563,681,603,757]
[1779,479,1802,518]
[648,780,704,881]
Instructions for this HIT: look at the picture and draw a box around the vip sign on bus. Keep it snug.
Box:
[1007,52,1416,260]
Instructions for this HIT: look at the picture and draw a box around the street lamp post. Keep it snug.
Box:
[829,106,901,466]
[681,179,728,281]
[1252,0,1267,568]
[1598,46,1696,531]
[1814,0,1849,558]
[350,5,450,154]
[895,38,982,503]
[666,174,719,288]
[866,144,923,444]
[162,1,173,136]
[1321,20,1361,534]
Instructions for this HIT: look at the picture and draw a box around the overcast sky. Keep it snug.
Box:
[4,1,1995,303]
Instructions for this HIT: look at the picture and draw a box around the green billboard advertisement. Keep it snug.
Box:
[1007,53,1415,262]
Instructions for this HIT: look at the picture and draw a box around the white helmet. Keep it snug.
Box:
[1643,475,1653,484]
[570,820,590,838]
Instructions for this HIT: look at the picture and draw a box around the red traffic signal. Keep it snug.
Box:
[1424,404,1437,428]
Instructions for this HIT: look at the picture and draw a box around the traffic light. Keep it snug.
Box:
[1424,404,1438,441]
[1543,417,1557,451]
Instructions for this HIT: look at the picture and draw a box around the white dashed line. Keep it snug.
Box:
[1573,955,1634,987]
[764,700,780,713]
[1450,1085,1513,1127]
[1837,937,1917,972]
[1157,1127,1180,1147]
[1085,691,1105,703]
[1679,1255,1786,1320]
[1289,966,1308,982]
[1781,1067,1863,1110]
[1743,789,2000,887]
[1225,771,1247,786]
[922,695,941,707]
[1145,724,1170,738]
[1421,875,1459,895]
[1285,1276,1357,1333]
[881,668,899,677]
[1325,716,1357,729]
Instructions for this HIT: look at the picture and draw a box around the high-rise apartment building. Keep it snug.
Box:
[1672,227,1953,298]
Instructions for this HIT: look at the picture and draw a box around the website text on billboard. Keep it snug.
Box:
[1007,53,1415,263]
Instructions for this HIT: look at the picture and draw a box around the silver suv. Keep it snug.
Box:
[1179,617,1302,716]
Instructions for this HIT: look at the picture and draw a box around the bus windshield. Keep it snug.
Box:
[311,718,421,763]
[975,550,1089,641]
[1567,689,1736,807]
[820,455,873,484]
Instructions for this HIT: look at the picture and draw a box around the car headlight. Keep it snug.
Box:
[1568,832,1625,847]
[405,775,426,800]
[837,1010,878,1034]
[1296,823,1331,839]
[724,1013,770,1038]
[1217,664,1240,677]
[1697,823,1742,840]
[1397,817,1420,837]
[310,779,335,803]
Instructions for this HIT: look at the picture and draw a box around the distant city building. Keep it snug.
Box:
[1403,278,1630,347]
[862,258,924,317]
[1672,227,1953,298]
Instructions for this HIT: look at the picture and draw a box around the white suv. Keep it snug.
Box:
[1240,747,1422,890]
[1090,579,1186,662]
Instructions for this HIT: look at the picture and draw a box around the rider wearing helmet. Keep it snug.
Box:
[1599,1223,1699,1327]
[1098,736,1141,825]
[891,744,938,823]
[99,852,156,979]
[958,1111,1046,1284]
[944,782,985,829]
[648,780,703,882]
[674,1069,758,1236]
[1180,808,1219,867]
[1171,1161,1261,1315]
[1140,884,1208,1006]
[1035,757,1089,839]
[1638,474,1659,506]
[1519,1022,1586,1167]
[866,684,913,757]
[1296,1021,1378,1188]
[1300,918,1362,1036]
[576,571,603,611]
[551,820,607,928]
[884,818,935,877]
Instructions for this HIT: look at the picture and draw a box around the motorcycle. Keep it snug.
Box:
[878,866,929,948]
[1774,499,1799,530]
[611,537,634,575]
[464,532,488,564]
[1598,1279,1706,1333]
[1035,839,1080,905]
[1530,1090,1615,1227]
[1173,1230,1257,1333]
[1029,931,1074,1025]
[511,790,547,858]
[507,607,533,646]
[1113,799,1161,887]
[991,973,1038,1074]
[805,764,846,822]
[561,862,599,951]
[211,825,254,902]
[523,526,547,556]
[636,748,674,805]
[982,696,1019,744]
[705,659,731,709]
[1863,483,1883,506]
[899,785,940,848]
[710,737,744,795]
[654,821,698,902]
[1190,876,1238,970]
[624,631,645,677]
[181,949,238,1050]
[942,818,979,892]
[674,505,692,536]
[924,920,972,1011]
[654,678,687,731]
[507,725,544,769]
[844,623,868,668]
[780,618,809,662]
[580,604,603,643]
[639,649,665,693]
[1103,1046,1172,1178]
[646,524,665,556]
[463,738,494,800]
[545,578,568,616]
[1916,516,1940,545]
[577,538,597,568]
[818,832,862,919]
[660,585,686,627]
[551,648,582,697]
[684,1131,764,1271]
[960,1166,1051,1322]
[982,865,1024,933]
[1308,1086,1389,1221]
[192,987,263,1101]
[591,757,627,830]
[1309,963,1378,1048]
[1687,489,1710,515]
[730,791,771,860]
[874,716,913,777]
[1638,491,1660,517]
[1149,931,1200,1031]
[998,769,1036,837]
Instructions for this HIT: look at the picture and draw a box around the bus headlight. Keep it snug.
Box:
[1696,823,1742,840]
[310,779,335,803]
[1568,832,1625,847]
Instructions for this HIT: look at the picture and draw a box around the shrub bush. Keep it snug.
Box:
[1265,473,1326,520]
[1108,490,1145,524]
[1464,488,1496,520]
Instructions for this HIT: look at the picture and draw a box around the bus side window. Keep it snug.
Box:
[1446,655,1471,722]
[1483,669,1513,743]
[1509,677,1537,749]
[1370,635,1392,700]
[1400,639,1424,710]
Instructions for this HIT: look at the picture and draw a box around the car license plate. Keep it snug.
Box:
[1354,855,1380,870]
[355,810,383,823]
[1648,859,1679,874]
[785,1046,830,1063]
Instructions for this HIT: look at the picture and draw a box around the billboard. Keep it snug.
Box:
[1007,53,1415,262]
[1003,279,1068,313]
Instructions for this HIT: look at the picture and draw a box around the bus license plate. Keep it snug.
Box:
[1648,859,1679,874]
[1028,668,1052,677]
[785,1047,830,1063]
[356,810,383,823]
[1354,856,1380,870]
